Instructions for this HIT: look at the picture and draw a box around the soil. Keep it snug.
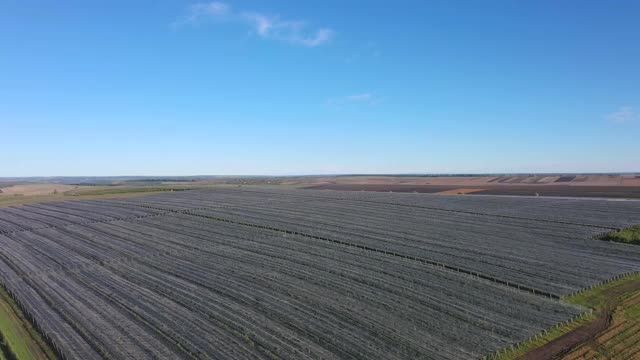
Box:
[518,279,640,360]
[435,188,489,195]
[0,184,83,196]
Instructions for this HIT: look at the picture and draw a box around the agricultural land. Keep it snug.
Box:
[0,188,638,359]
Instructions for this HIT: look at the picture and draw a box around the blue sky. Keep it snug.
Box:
[1,0,639,176]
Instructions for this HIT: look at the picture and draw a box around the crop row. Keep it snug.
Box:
[111,189,640,296]
[0,201,164,233]
[0,188,638,359]
[124,188,640,229]
[0,208,585,359]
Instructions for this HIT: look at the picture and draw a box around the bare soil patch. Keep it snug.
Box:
[519,278,640,360]
[563,292,640,359]
[435,188,489,195]
[0,184,84,196]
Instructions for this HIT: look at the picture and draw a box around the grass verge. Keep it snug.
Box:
[489,273,640,359]
[0,286,57,359]
[597,225,640,245]
[489,312,594,360]
[566,273,640,308]
[560,273,640,359]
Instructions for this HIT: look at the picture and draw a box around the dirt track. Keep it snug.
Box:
[518,278,640,360]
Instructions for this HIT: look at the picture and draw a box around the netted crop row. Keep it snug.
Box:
[114,189,640,296]
[0,201,164,233]
[114,186,640,229]
[0,210,585,359]
[205,188,640,229]
[0,188,638,359]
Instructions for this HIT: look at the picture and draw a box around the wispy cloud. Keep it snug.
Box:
[190,2,230,19]
[242,12,275,36]
[327,93,376,106]
[299,28,334,47]
[606,106,639,124]
[171,1,229,27]
[345,93,373,101]
[176,2,334,47]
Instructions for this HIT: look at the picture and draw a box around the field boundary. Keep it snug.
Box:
[562,271,640,299]
[484,271,640,360]
[0,281,60,360]
[0,330,18,360]
[482,310,594,360]
[593,224,640,246]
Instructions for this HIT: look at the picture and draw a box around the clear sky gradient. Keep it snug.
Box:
[2,0,639,176]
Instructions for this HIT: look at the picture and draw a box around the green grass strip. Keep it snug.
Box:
[486,272,640,360]
[597,224,640,245]
[488,311,594,360]
[0,286,57,360]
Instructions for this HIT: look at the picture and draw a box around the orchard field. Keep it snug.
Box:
[0,188,639,359]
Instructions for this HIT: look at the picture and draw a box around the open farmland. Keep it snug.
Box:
[0,189,639,359]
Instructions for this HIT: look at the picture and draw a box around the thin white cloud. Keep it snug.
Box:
[327,93,376,106]
[242,13,275,36]
[345,93,373,101]
[171,2,230,28]
[241,12,334,47]
[177,2,333,47]
[192,2,229,17]
[174,2,230,26]
[240,12,333,47]
[606,106,639,124]
[299,28,334,47]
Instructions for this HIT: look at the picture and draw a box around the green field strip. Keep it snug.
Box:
[486,272,640,360]
[0,285,57,360]
[596,224,640,245]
